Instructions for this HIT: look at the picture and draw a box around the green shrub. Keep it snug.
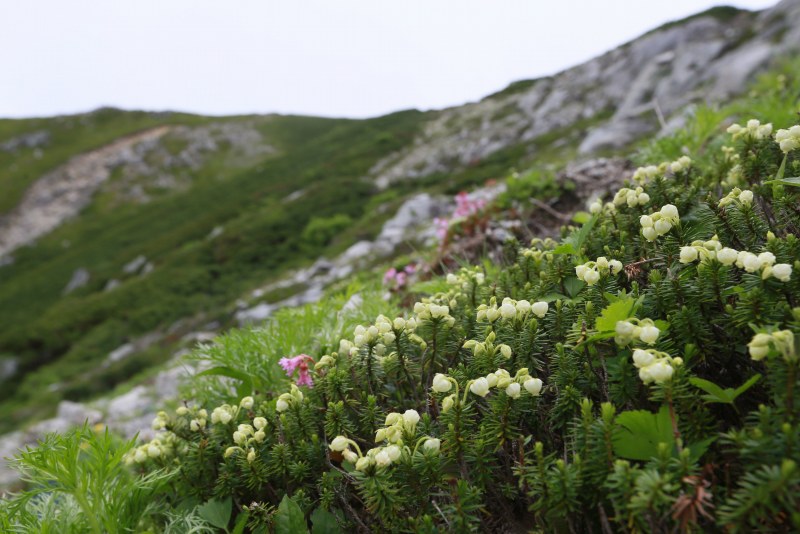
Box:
[301,214,354,249]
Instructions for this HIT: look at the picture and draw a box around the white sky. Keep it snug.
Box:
[0,0,777,119]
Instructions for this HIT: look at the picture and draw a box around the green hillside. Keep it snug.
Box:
[0,108,431,429]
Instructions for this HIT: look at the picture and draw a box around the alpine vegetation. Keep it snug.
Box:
[3,64,800,534]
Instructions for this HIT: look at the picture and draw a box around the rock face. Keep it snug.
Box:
[0,122,274,259]
[0,126,171,258]
[369,1,800,188]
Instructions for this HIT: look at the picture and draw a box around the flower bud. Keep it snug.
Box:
[524,377,543,396]
[531,301,549,318]
[403,409,420,426]
[470,377,490,397]
[679,246,698,264]
[772,263,792,282]
[330,436,350,452]
[505,382,521,399]
[432,373,452,393]
[654,219,672,236]
[343,449,358,463]
[499,344,512,359]
[240,396,254,410]
[717,247,738,265]
[583,269,600,285]
[423,438,441,452]
[639,326,660,345]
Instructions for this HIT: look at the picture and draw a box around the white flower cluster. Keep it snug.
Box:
[276,384,305,412]
[344,314,423,359]
[329,410,438,472]
[680,241,792,282]
[613,186,650,208]
[575,257,623,286]
[211,404,237,425]
[375,409,420,444]
[632,349,682,385]
[631,165,660,184]
[721,145,740,163]
[463,331,512,360]
[718,187,754,208]
[413,301,455,327]
[476,297,548,323]
[668,155,693,174]
[727,119,773,141]
[775,124,800,154]
[588,198,617,215]
[640,204,680,242]
[615,319,660,347]
[446,267,485,289]
[464,368,543,400]
[125,435,175,465]
[748,330,796,362]
[165,405,211,432]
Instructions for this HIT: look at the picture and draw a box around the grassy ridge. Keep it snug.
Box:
[0,108,427,430]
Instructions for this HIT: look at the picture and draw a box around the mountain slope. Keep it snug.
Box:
[1,0,799,432]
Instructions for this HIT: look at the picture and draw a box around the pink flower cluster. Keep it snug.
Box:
[279,354,314,387]
[434,192,488,241]
[383,263,417,291]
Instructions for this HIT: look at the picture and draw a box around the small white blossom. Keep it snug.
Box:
[470,377,490,397]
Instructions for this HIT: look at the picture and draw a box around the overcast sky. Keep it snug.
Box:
[0,0,778,119]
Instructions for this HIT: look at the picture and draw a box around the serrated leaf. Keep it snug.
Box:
[197,497,232,530]
[275,495,307,534]
[595,298,636,332]
[310,507,344,534]
[613,406,675,460]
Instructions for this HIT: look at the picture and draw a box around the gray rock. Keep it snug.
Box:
[0,130,50,152]
[366,1,800,183]
[123,255,148,274]
[63,268,90,294]
[0,357,17,381]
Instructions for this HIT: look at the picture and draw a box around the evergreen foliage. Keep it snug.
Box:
[3,56,800,534]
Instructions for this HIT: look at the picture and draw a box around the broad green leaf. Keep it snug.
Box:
[275,495,308,534]
[687,437,716,464]
[552,213,597,255]
[196,366,253,391]
[595,298,636,332]
[197,497,232,530]
[232,511,250,534]
[563,277,585,298]
[612,406,674,460]
[310,507,344,534]
[552,242,576,255]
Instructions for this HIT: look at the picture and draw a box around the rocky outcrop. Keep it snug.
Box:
[0,122,274,258]
[0,126,171,258]
[369,1,800,188]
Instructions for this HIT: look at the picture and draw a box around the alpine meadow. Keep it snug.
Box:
[2,2,800,532]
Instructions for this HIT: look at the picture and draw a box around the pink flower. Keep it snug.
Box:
[404,263,417,274]
[383,267,397,285]
[279,354,314,387]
